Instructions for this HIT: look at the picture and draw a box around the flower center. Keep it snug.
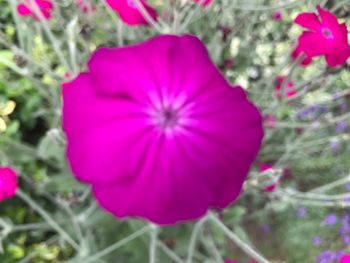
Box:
[322,28,334,39]
[156,107,180,130]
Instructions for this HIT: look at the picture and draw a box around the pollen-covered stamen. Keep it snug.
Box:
[322,28,334,39]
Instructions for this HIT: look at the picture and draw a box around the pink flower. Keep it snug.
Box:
[105,0,157,26]
[259,163,273,172]
[194,0,213,6]
[264,114,277,129]
[17,0,54,20]
[0,167,18,202]
[62,35,264,225]
[259,163,277,192]
[76,0,96,14]
[264,184,277,192]
[273,11,282,21]
[224,260,238,263]
[293,5,350,67]
[274,76,296,99]
[341,255,350,263]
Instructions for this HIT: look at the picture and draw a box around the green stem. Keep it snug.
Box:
[77,226,150,263]
[16,189,80,251]
[149,224,158,263]
[186,216,207,263]
[209,213,270,263]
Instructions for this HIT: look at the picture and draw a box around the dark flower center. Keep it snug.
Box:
[156,107,179,130]
[322,28,334,39]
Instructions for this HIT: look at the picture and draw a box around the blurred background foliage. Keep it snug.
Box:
[0,0,350,262]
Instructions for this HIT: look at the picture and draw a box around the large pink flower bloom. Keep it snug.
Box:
[17,0,53,20]
[0,167,18,202]
[293,5,350,67]
[105,0,157,26]
[62,35,264,225]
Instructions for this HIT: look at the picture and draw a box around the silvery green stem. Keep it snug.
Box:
[16,189,80,251]
[209,213,270,263]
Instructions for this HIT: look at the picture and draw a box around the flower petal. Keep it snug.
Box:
[105,0,157,26]
[297,31,331,57]
[317,5,339,29]
[325,44,350,67]
[294,12,321,31]
[17,3,31,16]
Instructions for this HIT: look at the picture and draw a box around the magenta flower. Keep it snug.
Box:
[263,114,277,129]
[105,0,157,26]
[273,11,282,21]
[274,76,296,99]
[264,183,277,192]
[76,0,96,14]
[293,5,350,67]
[0,167,18,202]
[62,35,263,225]
[259,163,273,172]
[259,163,278,192]
[17,0,53,20]
[341,255,350,263]
[194,0,213,7]
[224,260,238,263]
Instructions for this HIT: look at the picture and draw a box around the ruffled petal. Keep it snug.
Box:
[17,3,32,16]
[105,0,157,26]
[294,12,321,31]
[325,44,350,67]
[317,5,339,29]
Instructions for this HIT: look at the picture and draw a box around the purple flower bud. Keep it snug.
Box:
[336,121,347,133]
[297,207,307,218]
[324,213,337,225]
[262,224,270,233]
[343,235,350,245]
[313,236,321,246]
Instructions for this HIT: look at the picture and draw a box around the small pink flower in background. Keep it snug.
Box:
[17,0,53,20]
[219,26,232,42]
[76,0,96,14]
[264,184,277,192]
[273,11,282,21]
[259,163,277,192]
[264,114,277,129]
[259,163,273,172]
[341,255,350,263]
[293,5,350,67]
[62,35,264,225]
[274,76,296,99]
[105,0,157,26]
[0,167,18,202]
[63,72,74,83]
[194,0,213,7]
[222,58,234,70]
